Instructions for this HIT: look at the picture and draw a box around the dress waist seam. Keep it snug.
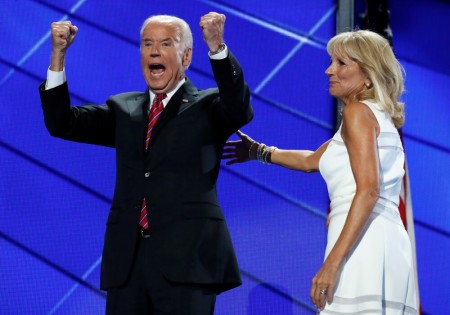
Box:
[329,197,403,226]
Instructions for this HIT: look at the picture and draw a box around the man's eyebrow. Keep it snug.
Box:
[142,37,173,42]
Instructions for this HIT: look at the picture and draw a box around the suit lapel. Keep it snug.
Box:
[147,78,198,148]
[177,79,199,115]
[126,89,149,157]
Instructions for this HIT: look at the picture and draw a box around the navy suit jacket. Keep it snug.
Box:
[39,51,253,292]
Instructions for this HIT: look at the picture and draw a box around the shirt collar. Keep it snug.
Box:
[149,78,186,108]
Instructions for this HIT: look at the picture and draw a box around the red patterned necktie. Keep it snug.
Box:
[140,93,166,231]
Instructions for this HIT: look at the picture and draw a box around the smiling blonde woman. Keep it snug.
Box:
[223,30,418,315]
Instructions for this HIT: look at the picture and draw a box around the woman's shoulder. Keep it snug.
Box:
[342,101,375,121]
[341,101,380,135]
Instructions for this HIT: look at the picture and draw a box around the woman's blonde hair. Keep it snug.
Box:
[327,30,406,128]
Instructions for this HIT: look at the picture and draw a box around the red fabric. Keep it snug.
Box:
[145,94,166,151]
[140,94,166,230]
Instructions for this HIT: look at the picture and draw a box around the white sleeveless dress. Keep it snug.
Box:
[318,101,418,314]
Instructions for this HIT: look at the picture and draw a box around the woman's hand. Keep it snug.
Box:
[310,259,340,312]
[222,130,258,165]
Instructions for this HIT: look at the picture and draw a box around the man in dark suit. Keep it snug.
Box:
[39,12,253,315]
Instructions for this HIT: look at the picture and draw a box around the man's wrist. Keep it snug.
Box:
[49,50,66,71]
[209,43,226,55]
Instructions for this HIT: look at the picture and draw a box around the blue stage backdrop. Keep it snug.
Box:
[0,1,449,314]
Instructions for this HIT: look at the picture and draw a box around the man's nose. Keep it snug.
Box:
[150,45,160,56]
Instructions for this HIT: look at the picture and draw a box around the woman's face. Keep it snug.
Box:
[325,51,369,105]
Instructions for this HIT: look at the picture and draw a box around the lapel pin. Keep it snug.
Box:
[182,99,189,103]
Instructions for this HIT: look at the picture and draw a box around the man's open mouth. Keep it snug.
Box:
[150,63,165,75]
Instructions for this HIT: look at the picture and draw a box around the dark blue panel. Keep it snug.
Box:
[219,169,320,314]
[390,0,450,76]
[404,138,450,232]
[190,13,310,91]
[223,96,332,212]
[401,61,450,150]
[218,170,327,306]
[47,282,105,315]
[0,146,106,281]
[0,1,62,66]
[215,268,316,315]
[0,73,116,199]
[0,238,77,315]
[259,44,335,123]
[218,0,335,41]
[415,224,450,314]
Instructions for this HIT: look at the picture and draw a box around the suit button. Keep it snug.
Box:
[144,172,150,178]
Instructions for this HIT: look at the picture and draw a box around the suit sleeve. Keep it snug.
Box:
[39,81,115,147]
[209,50,253,137]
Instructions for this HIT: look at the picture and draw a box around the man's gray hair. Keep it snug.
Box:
[140,15,193,53]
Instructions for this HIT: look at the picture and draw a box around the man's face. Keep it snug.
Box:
[140,21,192,94]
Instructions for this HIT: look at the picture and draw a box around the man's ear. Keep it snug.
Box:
[182,48,192,68]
